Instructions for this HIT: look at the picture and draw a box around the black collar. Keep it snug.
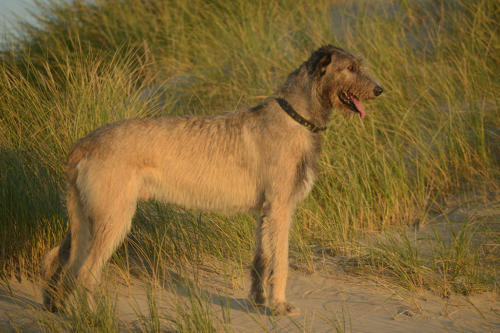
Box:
[275,98,326,133]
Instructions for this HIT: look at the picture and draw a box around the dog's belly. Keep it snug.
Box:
[140,162,260,214]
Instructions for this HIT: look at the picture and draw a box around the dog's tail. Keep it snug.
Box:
[66,136,95,182]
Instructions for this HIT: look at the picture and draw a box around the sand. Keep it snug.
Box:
[0,267,498,332]
[1,194,498,332]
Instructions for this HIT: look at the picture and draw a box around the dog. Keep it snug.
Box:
[41,45,383,315]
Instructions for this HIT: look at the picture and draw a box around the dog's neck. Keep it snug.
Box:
[275,97,326,133]
[277,68,332,130]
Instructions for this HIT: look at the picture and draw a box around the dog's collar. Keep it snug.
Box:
[275,98,326,133]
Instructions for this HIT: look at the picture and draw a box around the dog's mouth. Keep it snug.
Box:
[338,91,366,119]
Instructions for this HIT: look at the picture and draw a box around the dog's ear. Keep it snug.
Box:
[307,48,332,77]
[317,54,331,76]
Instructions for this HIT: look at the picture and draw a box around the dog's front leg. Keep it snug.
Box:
[250,211,270,306]
[268,204,296,315]
[251,200,296,315]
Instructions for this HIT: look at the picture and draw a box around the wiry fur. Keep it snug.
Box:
[41,45,382,315]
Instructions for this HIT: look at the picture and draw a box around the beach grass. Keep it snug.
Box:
[0,0,498,329]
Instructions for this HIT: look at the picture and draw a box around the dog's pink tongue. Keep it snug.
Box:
[352,97,365,119]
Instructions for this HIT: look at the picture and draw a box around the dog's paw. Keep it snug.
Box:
[271,301,300,316]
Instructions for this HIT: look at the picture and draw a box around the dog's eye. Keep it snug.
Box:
[347,64,356,72]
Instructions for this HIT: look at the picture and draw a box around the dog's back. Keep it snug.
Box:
[67,111,269,213]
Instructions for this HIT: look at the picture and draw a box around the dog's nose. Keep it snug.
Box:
[373,86,383,96]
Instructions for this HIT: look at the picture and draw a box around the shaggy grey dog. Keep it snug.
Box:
[42,45,383,315]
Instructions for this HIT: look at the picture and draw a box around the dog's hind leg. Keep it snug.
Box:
[74,174,139,297]
[41,231,72,311]
[42,181,93,311]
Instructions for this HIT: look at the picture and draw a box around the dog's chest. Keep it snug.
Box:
[293,156,318,206]
[297,162,316,192]
[293,135,321,202]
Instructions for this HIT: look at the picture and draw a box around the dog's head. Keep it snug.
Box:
[307,45,383,119]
